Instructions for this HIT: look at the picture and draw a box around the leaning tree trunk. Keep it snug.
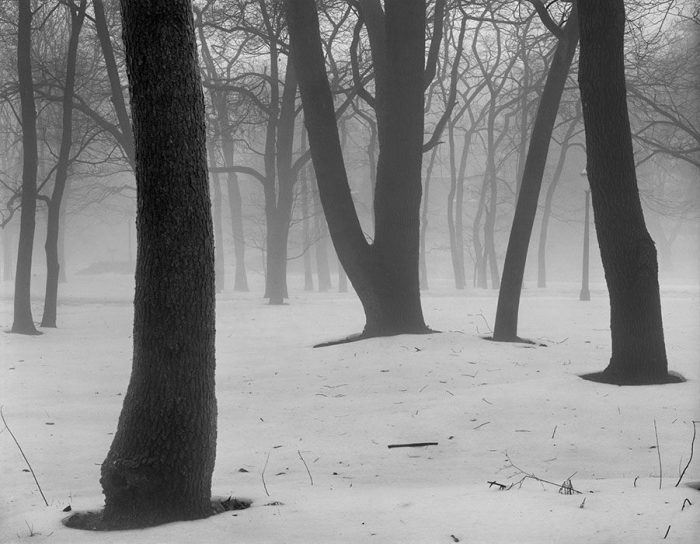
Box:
[41,0,86,328]
[494,5,579,341]
[577,0,670,384]
[289,0,428,336]
[12,0,39,335]
[99,0,217,528]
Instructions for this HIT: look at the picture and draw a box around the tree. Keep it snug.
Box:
[11,0,40,335]
[494,0,579,341]
[41,0,87,328]
[288,0,430,337]
[577,0,676,385]
[97,0,218,528]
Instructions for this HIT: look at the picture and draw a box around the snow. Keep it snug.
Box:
[1,275,699,543]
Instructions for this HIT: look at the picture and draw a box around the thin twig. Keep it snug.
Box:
[663,525,671,539]
[675,421,697,487]
[0,406,49,507]
[297,450,313,486]
[261,451,271,497]
[654,419,662,490]
[504,452,583,494]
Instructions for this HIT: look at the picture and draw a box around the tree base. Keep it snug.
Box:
[7,327,43,336]
[580,369,685,386]
[63,497,251,531]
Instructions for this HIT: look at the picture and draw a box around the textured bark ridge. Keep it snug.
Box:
[94,0,218,529]
[577,0,677,385]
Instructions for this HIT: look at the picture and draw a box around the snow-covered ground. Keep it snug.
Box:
[1,274,699,543]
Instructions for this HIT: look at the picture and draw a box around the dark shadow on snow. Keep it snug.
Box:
[482,335,547,347]
[314,328,439,348]
[579,370,686,386]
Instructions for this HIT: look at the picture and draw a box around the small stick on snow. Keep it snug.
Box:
[654,419,662,490]
[297,450,313,486]
[681,498,692,510]
[261,451,271,497]
[387,442,438,449]
[675,420,697,487]
[473,421,490,430]
[663,525,671,539]
[551,425,557,439]
[0,406,49,507]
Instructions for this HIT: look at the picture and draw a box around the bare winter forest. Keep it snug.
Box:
[1,1,699,542]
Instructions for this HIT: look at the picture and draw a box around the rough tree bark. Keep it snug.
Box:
[288,0,429,337]
[99,0,218,528]
[41,0,86,328]
[494,3,579,341]
[12,0,40,335]
[577,0,673,385]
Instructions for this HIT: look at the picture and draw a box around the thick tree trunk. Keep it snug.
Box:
[41,1,85,328]
[494,6,579,340]
[100,0,217,528]
[289,0,428,336]
[578,0,670,384]
[12,0,39,335]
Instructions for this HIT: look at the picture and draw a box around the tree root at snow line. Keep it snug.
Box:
[62,497,252,531]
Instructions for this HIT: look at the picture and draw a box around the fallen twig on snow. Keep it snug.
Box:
[261,451,271,497]
[654,419,663,490]
[503,453,583,494]
[387,442,438,449]
[0,406,49,507]
[297,450,313,486]
[675,420,697,487]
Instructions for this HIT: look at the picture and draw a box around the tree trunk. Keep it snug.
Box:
[100,0,217,528]
[288,0,429,336]
[12,0,39,336]
[93,0,134,166]
[313,179,332,292]
[58,177,69,283]
[419,145,438,290]
[2,226,13,282]
[211,171,225,294]
[578,0,671,384]
[301,174,314,291]
[41,0,86,328]
[537,111,580,288]
[494,6,579,340]
[446,124,465,289]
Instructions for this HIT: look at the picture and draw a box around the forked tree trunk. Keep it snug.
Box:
[289,0,428,336]
[578,0,670,384]
[494,5,579,341]
[12,0,39,335]
[100,0,217,528]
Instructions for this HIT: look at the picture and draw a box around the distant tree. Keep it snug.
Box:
[577,0,674,384]
[98,0,218,528]
[494,0,579,341]
[11,0,40,335]
[288,0,431,336]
